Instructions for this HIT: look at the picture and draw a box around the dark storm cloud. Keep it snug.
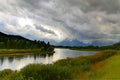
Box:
[35,24,57,36]
[0,0,120,45]
[86,0,120,13]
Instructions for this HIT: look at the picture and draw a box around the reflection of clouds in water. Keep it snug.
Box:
[15,56,43,70]
[52,51,62,62]
[52,49,68,62]
[0,49,96,70]
[45,54,49,64]
[16,57,34,70]
[52,49,96,62]
[1,58,11,70]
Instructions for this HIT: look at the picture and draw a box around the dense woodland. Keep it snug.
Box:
[0,32,54,51]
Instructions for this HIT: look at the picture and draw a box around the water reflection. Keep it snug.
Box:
[0,48,96,70]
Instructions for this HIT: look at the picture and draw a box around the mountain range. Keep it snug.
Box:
[57,39,89,46]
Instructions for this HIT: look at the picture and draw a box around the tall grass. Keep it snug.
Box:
[19,64,71,80]
[55,50,118,79]
[0,64,72,80]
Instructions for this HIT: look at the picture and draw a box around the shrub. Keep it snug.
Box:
[0,69,13,78]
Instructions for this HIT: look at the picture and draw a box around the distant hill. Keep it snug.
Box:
[69,41,120,50]
[103,42,120,50]
[0,32,29,41]
[0,32,54,51]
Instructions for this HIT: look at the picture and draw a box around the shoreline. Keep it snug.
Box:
[0,49,54,57]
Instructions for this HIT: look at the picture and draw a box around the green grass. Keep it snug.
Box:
[75,50,120,80]
[54,50,119,80]
[83,54,120,80]
[99,54,120,79]
[0,50,120,80]
[0,49,54,57]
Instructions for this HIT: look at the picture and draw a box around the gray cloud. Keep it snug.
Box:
[0,0,120,45]
[35,24,57,36]
[64,0,120,13]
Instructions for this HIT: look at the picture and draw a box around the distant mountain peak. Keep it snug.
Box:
[57,39,89,46]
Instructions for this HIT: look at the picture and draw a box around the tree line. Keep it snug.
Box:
[55,43,120,50]
[0,37,54,51]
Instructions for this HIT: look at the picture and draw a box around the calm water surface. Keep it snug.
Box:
[0,48,96,70]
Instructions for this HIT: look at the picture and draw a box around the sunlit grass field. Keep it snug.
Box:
[82,54,120,80]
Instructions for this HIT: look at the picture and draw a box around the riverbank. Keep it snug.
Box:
[0,49,54,57]
[0,50,119,80]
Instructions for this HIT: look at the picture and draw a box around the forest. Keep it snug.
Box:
[0,32,54,56]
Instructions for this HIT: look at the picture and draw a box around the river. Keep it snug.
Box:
[0,48,96,70]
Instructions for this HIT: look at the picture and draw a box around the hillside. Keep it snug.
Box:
[0,32,54,52]
[68,42,120,51]
[0,32,29,41]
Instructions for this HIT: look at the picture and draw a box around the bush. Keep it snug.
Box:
[0,69,13,78]
[0,69,15,80]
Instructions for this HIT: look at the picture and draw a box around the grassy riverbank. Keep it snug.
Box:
[0,50,120,80]
[0,49,54,57]
[81,54,120,80]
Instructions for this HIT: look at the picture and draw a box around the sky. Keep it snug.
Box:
[0,0,120,46]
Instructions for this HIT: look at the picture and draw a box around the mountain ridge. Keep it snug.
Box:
[57,39,89,46]
[0,32,29,41]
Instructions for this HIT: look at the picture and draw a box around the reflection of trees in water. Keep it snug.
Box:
[33,54,42,60]
[34,55,37,60]
[33,54,53,61]
[0,57,4,65]
[45,54,48,64]
[14,56,25,61]
[8,57,14,63]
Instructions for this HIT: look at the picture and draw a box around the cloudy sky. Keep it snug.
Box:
[0,0,120,45]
